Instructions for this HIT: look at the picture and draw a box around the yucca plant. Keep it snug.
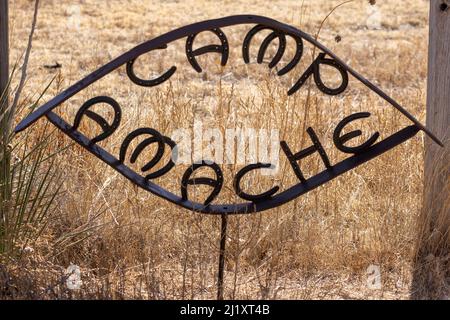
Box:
[0,0,62,257]
[0,69,62,256]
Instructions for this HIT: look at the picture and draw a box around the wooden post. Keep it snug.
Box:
[0,0,8,255]
[412,0,450,300]
[0,0,8,106]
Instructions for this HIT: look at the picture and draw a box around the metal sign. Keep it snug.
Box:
[14,15,443,215]
[14,14,444,300]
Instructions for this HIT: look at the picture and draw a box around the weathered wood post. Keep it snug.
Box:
[0,0,8,109]
[0,0,8,254]
[412,0,450,300]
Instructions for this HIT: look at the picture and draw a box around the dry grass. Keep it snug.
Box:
[0,0,438,299]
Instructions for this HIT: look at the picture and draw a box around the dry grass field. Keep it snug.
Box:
[0,0,439,299]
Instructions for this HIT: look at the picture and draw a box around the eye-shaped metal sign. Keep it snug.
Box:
[15,15,443,215]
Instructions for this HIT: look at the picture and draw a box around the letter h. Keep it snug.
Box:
[280,127,332,183]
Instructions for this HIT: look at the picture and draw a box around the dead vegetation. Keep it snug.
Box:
[0,0,442,300]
